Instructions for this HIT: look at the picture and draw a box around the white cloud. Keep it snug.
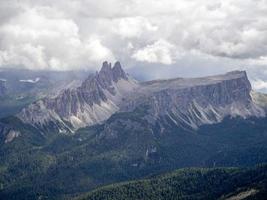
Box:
[112,17,158,38]
[132,39,175,65]
[252,79,267,90]
[84,38,115,63]
[0,0,267,77]
[0,44,47,69]
[248,56,267,66]
[0,7,114,70]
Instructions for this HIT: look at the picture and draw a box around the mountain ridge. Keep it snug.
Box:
[16,62,266,134]
[121,69,265,129]
[1,67,267,199]
[17,61,138,133]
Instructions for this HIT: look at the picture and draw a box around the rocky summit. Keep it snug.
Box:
[17,62,266,133]
[120,70,265,130]
[17,61,138,132]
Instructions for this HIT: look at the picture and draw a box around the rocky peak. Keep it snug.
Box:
[96,61,114,90]
[112,61,128,82]
[98,61,127,85]
[101,61,112,70]
[17,65,264,133]
[18,61,137,132]
[120,70,264,130]
[82,61,129,94]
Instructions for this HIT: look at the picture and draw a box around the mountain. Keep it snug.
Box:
[17,61,138,132]
[17,62,265,134]
[120,70,265,130]
[77,165,267,200]
[0,68,89,119]
[1,62,267,199]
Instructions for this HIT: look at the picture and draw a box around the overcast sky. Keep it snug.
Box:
[1,0,267,90]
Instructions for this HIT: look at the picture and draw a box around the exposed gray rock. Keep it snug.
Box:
[17,61,138,132]
[121,71,265,129]
[17,62,266,133]
[4,130,20,143]
[112,61,128,82]
[0,123,20,143]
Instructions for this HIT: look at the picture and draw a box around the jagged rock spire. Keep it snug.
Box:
[112,61,127,82]
[98,61,128,83]
[100,61,112,73]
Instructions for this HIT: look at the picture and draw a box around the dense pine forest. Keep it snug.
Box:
[78,165,267,200]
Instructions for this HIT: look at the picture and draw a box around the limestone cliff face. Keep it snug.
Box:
[120,71,264,129]
[17,62,265,133]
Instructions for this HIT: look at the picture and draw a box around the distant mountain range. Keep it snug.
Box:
[1,62,267,200]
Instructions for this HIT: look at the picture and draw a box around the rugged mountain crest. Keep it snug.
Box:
[120,71,264,129]
[17,63,265,133]
[17,61,138,132]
